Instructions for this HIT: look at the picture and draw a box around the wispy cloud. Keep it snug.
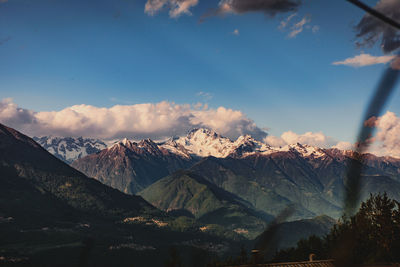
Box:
[196,91,213,101]
[279,13,297,30]
[287,15,310,38]
[332,53,396,67]
[279,13,318,38]
[145,0,199,18]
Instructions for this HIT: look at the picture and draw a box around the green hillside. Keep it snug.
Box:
[139,171,272,239]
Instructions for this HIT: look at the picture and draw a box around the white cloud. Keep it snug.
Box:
[0,99,266,141]
[332,53,396,67]
[263,135,287,147]
[264,130,358,153]
[263,111,400,158]
[264,130,336,148]
[332,141,354,151]
[0,98,37,129]
[288,15,310,38]
[6,97,400,158]
[145,0,199,18]
[365,111,400,158]
[279,13,296,30]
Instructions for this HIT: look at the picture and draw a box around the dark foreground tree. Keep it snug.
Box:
[273,193,400,265]
[165,247,183,267]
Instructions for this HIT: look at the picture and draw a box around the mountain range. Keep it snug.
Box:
[67,128,400,222]
[5,124,400,265]
[0,124,246,266]
[17,127,400,264]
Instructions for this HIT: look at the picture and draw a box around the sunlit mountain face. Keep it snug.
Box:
[2,0,400,266]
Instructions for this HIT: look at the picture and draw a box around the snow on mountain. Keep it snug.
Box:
[33,136,107,163]
[164,128,236,158]
[279,143,326,158]
[230,134,274,157]
[156,128,334,159]
[34,128,348,163]
[159,139,192,159]
[111,138,165,154]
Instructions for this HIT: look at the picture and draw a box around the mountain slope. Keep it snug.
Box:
[0,123,158,219]
[33,136,107,164]
[138,170,272,239]
[69,128,400,222]
[0,124,247,267]
[0,166,81,228]
[72,138,196,194]
[189,156,340,219]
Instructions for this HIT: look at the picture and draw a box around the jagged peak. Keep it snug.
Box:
[235,134,256,144]
[187,128,226,140]
[138,138,158,148]
[34,135,107,150]
[281,143,325,158]
[120,138,133,146]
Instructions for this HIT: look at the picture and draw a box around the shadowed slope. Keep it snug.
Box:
[0,123,159,219]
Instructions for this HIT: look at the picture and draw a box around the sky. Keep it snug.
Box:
[1,0,400,156]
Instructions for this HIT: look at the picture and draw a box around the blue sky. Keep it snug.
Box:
[1,0,399,145]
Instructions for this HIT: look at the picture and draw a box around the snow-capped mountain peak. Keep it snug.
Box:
[170,128,235,158]
[121,138,130,146]
[187,128,220,140]
[35,129,334,163]
[158,129,331,159]
[33,136,107,164]
[281,143,326,158]
[160,138,192,159]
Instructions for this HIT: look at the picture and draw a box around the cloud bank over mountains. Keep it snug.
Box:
[2,98,400,158]
[264,130,336,148]
[0,98,266,141]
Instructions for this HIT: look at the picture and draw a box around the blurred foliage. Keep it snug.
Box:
[273,192,400,265]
